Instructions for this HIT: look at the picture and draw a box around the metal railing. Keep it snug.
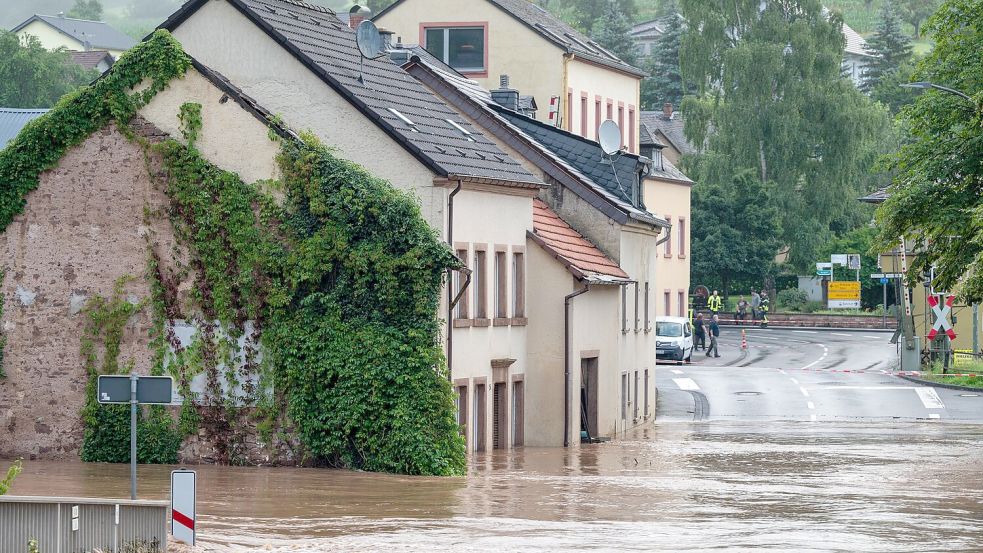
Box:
[0,495,168,553]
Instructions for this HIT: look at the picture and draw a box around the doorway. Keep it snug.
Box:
[493,382,507,449]
[580,357,598,441]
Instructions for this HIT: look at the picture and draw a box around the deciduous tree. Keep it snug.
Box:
[67,0,103,20]
[0,31,97,109]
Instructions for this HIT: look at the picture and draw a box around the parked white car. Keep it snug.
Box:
[656,316,694,364]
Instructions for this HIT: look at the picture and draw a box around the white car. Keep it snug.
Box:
[655,316,694,364]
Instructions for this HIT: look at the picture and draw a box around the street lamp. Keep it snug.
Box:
[900,81,974,103]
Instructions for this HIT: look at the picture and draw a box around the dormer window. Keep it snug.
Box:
[424,26,486,73]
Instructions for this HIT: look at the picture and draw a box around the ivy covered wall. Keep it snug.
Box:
[0,31,465,475]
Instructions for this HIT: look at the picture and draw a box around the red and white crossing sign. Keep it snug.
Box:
[927,294,957,341]
[171,469,196,545]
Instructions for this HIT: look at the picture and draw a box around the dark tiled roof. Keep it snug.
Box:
[630,17,669,39]
[162,0,542,186]
[0,108,49,148]
[403,57,667,227]
[530,199,629,283]
[376,0,645,77]
[640,110,696,156]
[859,188,889,204]
[13,15,136,51]
[68,50,114,69]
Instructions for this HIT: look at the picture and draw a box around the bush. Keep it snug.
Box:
[802,301,824,313]
[776,288,809,311]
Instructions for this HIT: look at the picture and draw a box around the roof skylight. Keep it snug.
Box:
[446,119,476,142]
[387,108,419,132]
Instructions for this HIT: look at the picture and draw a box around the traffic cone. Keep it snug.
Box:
[741,329,748,350]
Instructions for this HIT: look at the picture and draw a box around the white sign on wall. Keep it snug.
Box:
[171,470,197,545]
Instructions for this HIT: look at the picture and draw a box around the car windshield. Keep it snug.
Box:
[656,322,683,337]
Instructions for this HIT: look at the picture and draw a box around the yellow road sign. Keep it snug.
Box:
[828,281,861,300]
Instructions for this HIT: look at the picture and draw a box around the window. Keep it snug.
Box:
[633,371,639,420]
[474,383,486,452]
[634,282,640,332]
[424,26,486,72]
[512,252,525,318]
[580,94,588,137]
[455,248,469,319]
[606,100,613,121]
[567,90,573,131]
[656,321,682,337]
[594,97,601,139]
[621,285,628,333]
[664,290,671,316]
[644,370,649,419]
[457,385,468,439]
[679,217,686,257]
[495,250,508,318]
[678,291,685,317]
[617,105,625,147]
[644,282,650,331]
[629,106,636,153]
[621,373,627,420]
[664,215,672,256]
[474,249,487,319]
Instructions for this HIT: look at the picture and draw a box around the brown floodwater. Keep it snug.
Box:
[6,421,983,552]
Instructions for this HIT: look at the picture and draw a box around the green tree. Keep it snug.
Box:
[898,0,940,38]
[590,1,638,65]
[0,459,21,495]
[67,0,103,20]
[536,0,637,35]
[876,0,983,301]
[679,0,891,270]
[861,1,912,94]
[641,12,691,109]
[870,61,918,113]
[0,31,97,109]
[818,225,887,308]
[690,169,783,295]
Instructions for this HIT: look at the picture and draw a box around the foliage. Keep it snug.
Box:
[535,0,637,34]
[871,61,918,113]
[679,0,892,270]
[126,0,182,19]
[266,137,465,475]
[777,288,809,311]
[875,0,983,302]
[0,269,6,378]
[590,1,638,65]
[861,1,912,94]
[689,169,783,295]
[78,276,182,464]
[640,11,692,110]
[817,225,889,308]
[0,30,98,109]
[0,459,21,495]
[897,0,941,38]
[0,30,191,232]
[67,0,104,20]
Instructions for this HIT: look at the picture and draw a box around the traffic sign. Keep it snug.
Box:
[171,470,197,545]
[880,277,889,284]
[927,294,957,341]
[870,273,902,279]
[828,281,861,309]
[817,262,832,277]
[98,375,173,404]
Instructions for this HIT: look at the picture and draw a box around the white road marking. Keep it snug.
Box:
[790,378,799,385]
[864,335,881,340]
[800,387,810,397]
[928,413,942,419]
[810,414,817,421]
[807,401,815,409]
[816,386,914,390]
[673,378,700,391]
[916,387,946,409]
[778,369,787,375]
[793,330,818,333]
[799,344,829,370]
[671,369,684,375]
[832,333,851,337]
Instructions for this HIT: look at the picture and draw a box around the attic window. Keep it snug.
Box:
[446,119,476,142]
[387,108,419,132]
[456,149,468,157]
[564,33,595,53]
[534,23,568,46]
[424,26,486,73]
[265,5,276,13]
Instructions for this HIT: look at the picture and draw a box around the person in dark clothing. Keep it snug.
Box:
[706,315,721,358]
[694,313,707,350]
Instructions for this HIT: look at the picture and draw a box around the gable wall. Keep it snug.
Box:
[17,21,85,52]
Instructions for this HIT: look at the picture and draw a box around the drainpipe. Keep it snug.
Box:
[564,282,591,447]
[446,180,469,382]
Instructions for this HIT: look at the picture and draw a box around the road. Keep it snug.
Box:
[657,327,983,422]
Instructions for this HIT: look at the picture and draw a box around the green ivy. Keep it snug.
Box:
[0,269,6,379]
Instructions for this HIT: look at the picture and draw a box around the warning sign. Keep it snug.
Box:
[828,281,861,308]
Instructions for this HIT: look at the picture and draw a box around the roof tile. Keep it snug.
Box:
[532,199,628,281]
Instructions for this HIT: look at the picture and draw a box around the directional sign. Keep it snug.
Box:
[927,294,957,340]
[97,375,173,405]
[828,281,861,300]
[870,273,903,279]
[171,470,197,545]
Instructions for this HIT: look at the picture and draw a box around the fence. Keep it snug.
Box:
[0,495,168,553]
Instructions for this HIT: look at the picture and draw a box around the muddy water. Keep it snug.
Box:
[7,422,983,552]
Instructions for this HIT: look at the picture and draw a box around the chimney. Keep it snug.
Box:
[663,102,673,119]
[348,4,371,30]
[378,28,394,49]
[490,74,520,112]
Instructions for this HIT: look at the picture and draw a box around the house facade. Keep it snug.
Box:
[402,56,674,445]
[374,0,645,152]
[12,14,136,58]
[161,0,546,455]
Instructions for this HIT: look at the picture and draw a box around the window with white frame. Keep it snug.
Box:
[424,26,486,72]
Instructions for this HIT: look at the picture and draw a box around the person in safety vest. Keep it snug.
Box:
[759,291,770,328]
[708,290,723,317]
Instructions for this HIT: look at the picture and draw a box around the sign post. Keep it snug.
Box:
[871,273,903,329]
[98,374,173,500]
[171,469,197,545]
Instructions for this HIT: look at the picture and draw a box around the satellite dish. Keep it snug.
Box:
[356,20,384,59]
[598,119,622,156]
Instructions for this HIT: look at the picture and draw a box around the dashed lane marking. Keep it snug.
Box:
[864,335,881,340]
[916,387,946,409]
[800,387,810,397]
[831,333,851,337]
[671,369,684,375]
[778,369,787,375]
[810,414,818,421]
[928,413,942,419]
[799,344,829,370]
[807,401,815,409]
[673,378,700,391]
[790,378,800,385]
[793,330,818,334]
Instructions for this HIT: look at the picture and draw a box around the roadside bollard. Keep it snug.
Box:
[741,329,748,350]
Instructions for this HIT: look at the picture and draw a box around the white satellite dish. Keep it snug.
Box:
[598,119,622,156]
[356,20,384,59]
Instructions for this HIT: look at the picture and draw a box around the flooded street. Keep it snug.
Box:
[8,420,983,551]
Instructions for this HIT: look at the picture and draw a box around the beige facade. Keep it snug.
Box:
[375,0,642,151]
[645,177,692,317]
[16,20,127,58]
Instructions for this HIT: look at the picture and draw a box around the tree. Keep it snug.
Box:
[67,0,103,20]
[678,0,891,271]
[898,0,941,38]
[861,1,912,94]
[870,61,918,113]
[590,1,638,65]
[0,31,97,109]
[690,169,783,295]
[640,12,691,109]
[818,225,888,309]
[876,0,983,301]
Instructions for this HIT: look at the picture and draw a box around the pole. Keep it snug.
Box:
[973,303,979,356]
[882,282,887,329]
[130,373,137,500]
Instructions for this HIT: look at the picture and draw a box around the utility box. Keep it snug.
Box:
[900,335,921,372]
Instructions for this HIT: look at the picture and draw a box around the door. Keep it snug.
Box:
[683,322,694,358]
[580,357,598,439]
[493,382,507,449]
[474,384,486,452]
[512,381,524,447]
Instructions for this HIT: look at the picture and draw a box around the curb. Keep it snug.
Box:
[728,326,895,333]
[896,374,983,392]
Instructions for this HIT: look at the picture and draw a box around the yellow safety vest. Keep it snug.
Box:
[708,296,722,311]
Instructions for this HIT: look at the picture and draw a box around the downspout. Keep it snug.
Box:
[564,282,590,447]
[655,224,672,248]
[446,180,469,382]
